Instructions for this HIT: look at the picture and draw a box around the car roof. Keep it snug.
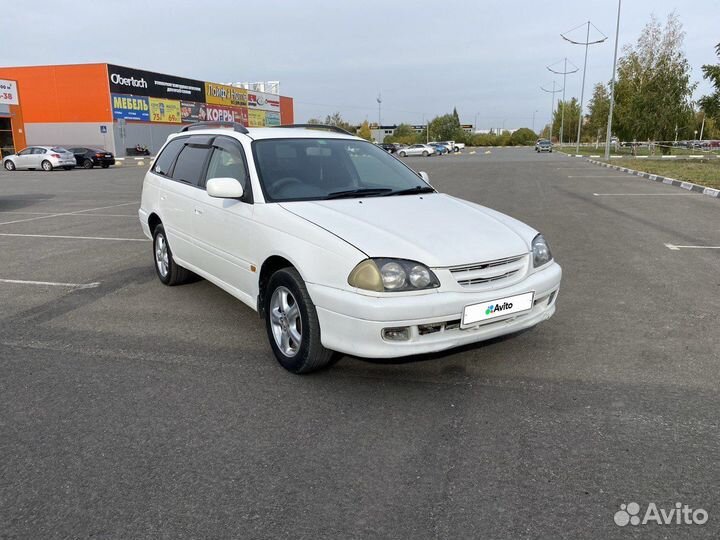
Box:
[169,126,363,142]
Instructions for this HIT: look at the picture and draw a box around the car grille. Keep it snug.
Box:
[449,254,528,289]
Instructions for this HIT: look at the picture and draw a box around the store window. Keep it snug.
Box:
[0,118,14,157]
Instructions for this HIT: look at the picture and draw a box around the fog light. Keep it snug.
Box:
[382,327,410,341]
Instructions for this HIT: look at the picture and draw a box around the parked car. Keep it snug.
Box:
[453,142,465,152]
[68,147,116,169]
[397,144,435,157]
[432,141,453,153]
[428,143,449,155]
[139,123,562,374]
[536,140,553,153]
[380,143,400,154]
[2,146,76,171]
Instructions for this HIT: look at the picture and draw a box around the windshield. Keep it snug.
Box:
[253,138,432,202]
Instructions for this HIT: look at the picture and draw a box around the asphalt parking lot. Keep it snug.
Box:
[1,149,718,539]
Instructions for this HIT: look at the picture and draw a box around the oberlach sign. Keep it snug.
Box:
[107,64,206,102]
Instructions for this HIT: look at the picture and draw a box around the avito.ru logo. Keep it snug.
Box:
[614,502,708,527]
[485,301,513,316]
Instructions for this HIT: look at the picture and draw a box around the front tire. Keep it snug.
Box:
[41,160,53,171]
[4,160,15,171]
[265,267,335,374]
[152,224,192,286]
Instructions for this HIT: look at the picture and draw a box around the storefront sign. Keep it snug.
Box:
[265,111,281,126]
[204,104,236,123]
[248,109,266,127]
[181,101,206,123]
[111,93,150,121]
[0,79,19,105]
[233,107,249,125]
[108,64,206,102]
[149,97,181,123]
[205,82,248,107]
[247,91,280,112]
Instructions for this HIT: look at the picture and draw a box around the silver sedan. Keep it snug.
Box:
[397,144,435,157]
[3,146,77,171]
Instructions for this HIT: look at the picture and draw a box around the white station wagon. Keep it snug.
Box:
[139,123,561,373]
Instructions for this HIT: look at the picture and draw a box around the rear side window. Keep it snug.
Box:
[171,145,212,186]
[152,138,185,176]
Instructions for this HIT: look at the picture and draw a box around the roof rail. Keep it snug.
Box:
[276,123,354,136]
[180,121,249,134]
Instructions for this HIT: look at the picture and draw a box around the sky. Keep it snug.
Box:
[2,0,718,130]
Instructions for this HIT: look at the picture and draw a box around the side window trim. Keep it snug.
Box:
[169,143,213,188]
[204,136,253,203]
[152,137,188,178]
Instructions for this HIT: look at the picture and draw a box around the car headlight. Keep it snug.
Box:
[348,258,440,292]
[532,234,553,268]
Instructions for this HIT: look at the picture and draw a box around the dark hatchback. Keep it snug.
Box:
[68,147,116,169]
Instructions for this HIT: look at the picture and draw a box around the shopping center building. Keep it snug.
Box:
[0,63,294,157]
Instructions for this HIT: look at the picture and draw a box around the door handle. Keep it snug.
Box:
[160,195,167,201]
[194,208,203,215]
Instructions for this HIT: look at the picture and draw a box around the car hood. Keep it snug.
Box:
[279,193,534,267]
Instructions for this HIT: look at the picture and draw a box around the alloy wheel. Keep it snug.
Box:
[269,286,302,357]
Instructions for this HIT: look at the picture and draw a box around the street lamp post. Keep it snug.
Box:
[604,0,622,160]
[562,21,607,152]
[547,58,579,145]
[541,81,563,141]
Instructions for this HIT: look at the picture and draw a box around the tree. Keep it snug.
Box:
[428,113,462,142]
[551,98,581,143]
[357,120,372,141]
[613,13,696,142]
[698,42,720,122]
[306,112,355,133]
[452,107,460,124]
[585,83,611,142]
[509,128,537,146]
[385,123,422,145]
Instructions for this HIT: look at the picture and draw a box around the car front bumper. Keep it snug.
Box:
[309,261,562,358]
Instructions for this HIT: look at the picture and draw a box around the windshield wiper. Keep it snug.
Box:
[325,188,393,199]
[383,186,436,196]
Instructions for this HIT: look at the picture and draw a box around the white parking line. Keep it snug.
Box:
[664,243,720,251]
[568,175,628,178]
[0,211,136,217]
[0,202,138,226]
[593,193,691,197]
[0,278,100,289]
[0,232,148,242]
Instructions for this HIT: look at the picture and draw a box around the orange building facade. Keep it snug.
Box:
[0,64,294,157]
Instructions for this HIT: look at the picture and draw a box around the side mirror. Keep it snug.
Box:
[206,177,244,199]
[418,171,430,183]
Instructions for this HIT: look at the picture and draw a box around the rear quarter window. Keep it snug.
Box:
[152,138,185,176]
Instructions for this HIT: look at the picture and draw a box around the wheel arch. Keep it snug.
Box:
[257,255,301,316]
[148,212,162,233]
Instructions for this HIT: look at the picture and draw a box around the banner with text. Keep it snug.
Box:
[205,82,248,107]
[0,79,19,105]
[265,111,281,126]
[247,91,280,113]
[181,101,206,123]
[112,93,150,121]
[149,97,181,123]
[108,64,206,102]
[248,109,266,127]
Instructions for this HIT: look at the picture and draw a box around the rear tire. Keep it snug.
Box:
[101,163,110,169]
[41,160,53,171]
[422,150,428,157]
[264,267,336,374]
[152,224,193,286]
[4,160,15,171]
[399,151,406,157]
[83,159,94,169]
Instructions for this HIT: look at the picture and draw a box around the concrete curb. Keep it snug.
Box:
[585,158,720,200]
[114,157,153,167]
